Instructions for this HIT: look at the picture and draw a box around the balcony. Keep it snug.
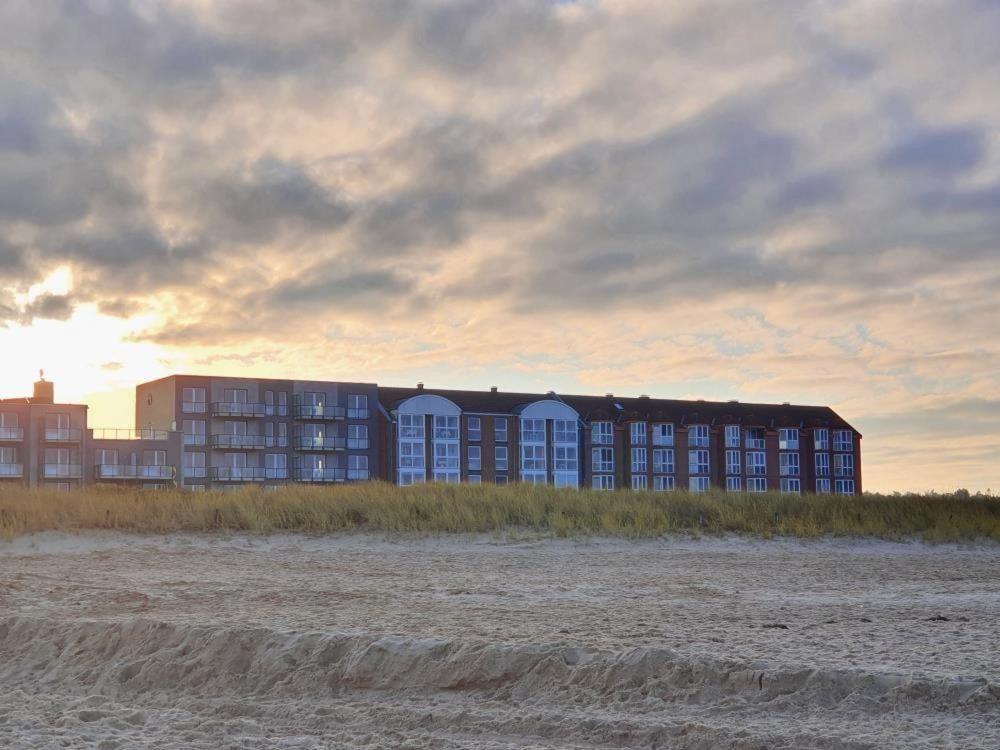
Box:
[211,467,288,482]
[293,436,345,451]
[0,463,23,478]
[0,427,23,441]
[210,434,277,449]
[44,428,82,443]
[96,465,176,481]
[292,404,346,420]
[293,467,345,483]
[211,402,268,418]
[92,428,170,441]
[43,464,82,479]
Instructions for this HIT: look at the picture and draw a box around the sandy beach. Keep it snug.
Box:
[1,532,998,748]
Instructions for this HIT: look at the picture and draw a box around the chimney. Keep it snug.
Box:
[33,371,54,404]
[416,382,424,391]
[639,394,650,399]
[605,393,614,398]
[490,386,498,393]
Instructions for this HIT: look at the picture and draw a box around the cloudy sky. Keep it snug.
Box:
[1,0,998,492]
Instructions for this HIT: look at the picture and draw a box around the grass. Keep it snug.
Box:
[1,482,999,542]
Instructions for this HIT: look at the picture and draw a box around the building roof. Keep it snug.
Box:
[376,386,859,434]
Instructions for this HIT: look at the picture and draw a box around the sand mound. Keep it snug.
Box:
[1,616,997,749]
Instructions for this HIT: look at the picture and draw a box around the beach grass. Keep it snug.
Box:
[0,482,998,542]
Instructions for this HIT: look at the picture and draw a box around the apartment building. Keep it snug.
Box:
[0,375,862,494]
[134,375,379,491]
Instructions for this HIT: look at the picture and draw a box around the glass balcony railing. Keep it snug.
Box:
[91,428,170,441]
[0,463,23,477]
[292,404,346,420]
[293,467,345,483]
[96,465,176,480]
[0,427,24,441]
[44,428,82,442]
[209,434,276,449]
[43,463,82,478]
[211,467,288,481]
[293,436,345,451]
[211,402,268,418]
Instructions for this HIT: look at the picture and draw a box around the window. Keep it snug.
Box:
[553,419,576,444]
[348,454,369,480]
[182,387,206,413]
[780,478,801,494]
[688,424,709,447]
[347,424,369,450]
[592,447,613,473]
[494,418,508,442]
[467,417,481,442]
[725,425,740,448]
[182,420,206,445]
[520,418,545,443]
[183,452,207,478]
[816,478,831,493]
[688,449,709,475]
[143,450,166,466]
[467,474,481,485]
[554,472,578,488]
[303,392,326,408]
[520,444,546,471]
[778,428,799,450]
[835,479,855,495]
[264,421,275,445]
[654,475,675,491]
[652,448,674,474]
[434,442,460,470]
[400,414,424,439]
[495,445,508,471]
[94,448,118,466]
[834,453,854,477]
[726,476,742,492]
[814,428,829,451]
[553,445,578,472]
[277,391,288,416]
[399,441,425,469]
[265,453,287,479]
[434,415,459,440]
[593,474,614,490]
[348,394,369,419]
[45,413,73,440]
[495,475,508,486]
[223,420,248,436]
[689,476,710,492]
[779,452,800,476]
[630,422,647,445]
[747,477,768,493]
[592,421,613,445]
[0,412,19,440]
[833,430,853,452]
[631,447,647,473]
[725,450,741,475]
[265,390,274,415]
[399,470,425,486]
[631,475,648,490]
[744,428,765,450]
[224,388,248,404]
[746,451,766,476]
[468,445,481,471]
[815,453,830,477]
[652,423,674,446]
[0,412,18,426]
[278,422,288,447]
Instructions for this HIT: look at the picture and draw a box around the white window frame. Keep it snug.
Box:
[631,447,647,474]
[814,428,830,451]
[494,418,508,443]
[654,475,675,491]
[834,453,855,477]
[495,445,508,471]
[593,474,614,490]
[688,449,709,475]
[725,449,741,476]
[630,421,647,445]
[689,476,710,492]
[348,454,369,480]
[780,478,801,494]
[592,447,614,473]
[726,476,742,492]
[816,478,831,493]
[745,428,766,450]
[779,452,800,476]
[746,451,766,476]
[725,425,740,448]
[778,428,799,450]
[652,423,674,447]
[348,394,369,419]
[833,430,853,452]
[815,453,830,477]
[467,444,481,471]
[652,448,674,474]
[592,421,614,445]
[835,479,855,495]
[631,474,648,490]
[688,424,709,448]
[467,416,481,442]
[747,477,768,493]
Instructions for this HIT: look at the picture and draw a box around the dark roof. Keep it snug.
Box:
[376,386,859,434]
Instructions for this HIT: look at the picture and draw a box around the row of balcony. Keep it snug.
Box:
[183,435,370,450]
[0,428,83,442]
[206,467,370,482]
[183,402,370,420]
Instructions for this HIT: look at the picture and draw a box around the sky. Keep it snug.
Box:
[0,0,998,493]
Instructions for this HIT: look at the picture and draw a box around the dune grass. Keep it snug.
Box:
[1,482,998,542]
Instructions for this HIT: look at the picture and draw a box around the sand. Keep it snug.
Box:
[1,532,998,748]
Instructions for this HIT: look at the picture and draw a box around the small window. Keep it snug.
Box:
[652,448,674,474]
[348,394,369,419]
[593,474,615,491]
[746,451,766,475]
[629,422,647,445]
[747,477,768,493]
[552,419,576,444]
[631,475,648,490]
[467,416,481,442]
[495,474,508,486]
[778,428,799,450]
[630,447,647,473]
[495,445,508,471]
[654,475,674,491]
[592,447,613,473]
[816,478,831,493]
[779,452,800,476]
[815,453,830,476]
[689,476,710,493]
[652,423,674,446]
[467,474,481,485]
[688,424,709,448]
[780,478,801,494]
[592,421,613,445]
[833,430,853,452]
[744,428,765,450]
[494,418,508,443]
[520,419,545,443]
[434,415,459,440]
[468,445,481,471]
[814,428,829,451]
[688,449,709,475]
[834,479,855,495]
[834,453,854,477]
[725,425,740,448]
[726,476,742,492]
[725,449,741,475]
[347,454,369,480]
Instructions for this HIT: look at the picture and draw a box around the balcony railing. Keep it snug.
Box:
[211,467,288,481]
[292,404,346,420]
[0,463,23,478]
[43,464,82,478]
[293,467,345,483]
[96,464,176,480]
[92,428,170,441]
[211,402,268,418]
[293,436,345,451]
[347,469,370,481]
[209,434,277,449]
[44,428,82,442]
[0,427,24,441]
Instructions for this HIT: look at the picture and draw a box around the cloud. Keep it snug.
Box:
[0,0,998,490]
